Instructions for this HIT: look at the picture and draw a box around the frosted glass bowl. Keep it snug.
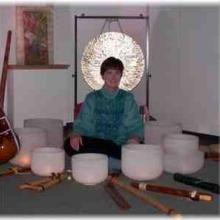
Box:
[31,147,65,176]
[71,153,108,185]
[145,121,182,145]
[164,151,204,174]
[163,134,199,155]
[24,118,63,148]
[122,144,163,181]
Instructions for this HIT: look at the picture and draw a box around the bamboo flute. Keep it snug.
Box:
[104,182,131,211]
[25,176,54,186]
[107,175,181,216]
[19,172,68,192]
[19,183,42,191]
[19,176,55,190]
[36,172,67,191]
[131,182,213,202]
[0,167,30,177]
[205,152,219,161]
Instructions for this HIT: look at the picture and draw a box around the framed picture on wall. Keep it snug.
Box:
[16,6,54,65]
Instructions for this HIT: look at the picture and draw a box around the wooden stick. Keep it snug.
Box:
[0,30,12,108]
[107,175,181,216]
[104,182,131,211]
[131,182,213,202]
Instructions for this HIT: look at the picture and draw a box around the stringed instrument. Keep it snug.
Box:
[0,30,20,164]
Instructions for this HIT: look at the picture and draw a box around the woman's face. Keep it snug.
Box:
[102,68,122,91]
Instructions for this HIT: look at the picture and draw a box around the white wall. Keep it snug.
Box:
[149,6,219,136]
[0,5,75,126]
[0,4,148,127]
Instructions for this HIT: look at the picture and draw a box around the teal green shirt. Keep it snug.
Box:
[73,88,144,145]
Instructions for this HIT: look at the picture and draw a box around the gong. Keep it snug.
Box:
[81,32,145,91]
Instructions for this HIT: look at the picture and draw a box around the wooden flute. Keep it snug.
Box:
[204,152,219,161]
[19,172,67,192]
[107,175,181,216]
[19,176,55,190]
[36,172,68,191]
[0,166,30,177]
[131,182,213,202]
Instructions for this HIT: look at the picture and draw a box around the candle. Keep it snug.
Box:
[10,128,47,168]
[31,147,65,176]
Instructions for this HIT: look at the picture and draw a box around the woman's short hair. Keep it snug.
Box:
[100,57,124,76]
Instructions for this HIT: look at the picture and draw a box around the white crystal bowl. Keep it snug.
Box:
[163,134,199,155]
[24,118,63,148]
[31,147,65,176]
[122,144,163,181]
[71,153,108,185]
[164,151,204,174]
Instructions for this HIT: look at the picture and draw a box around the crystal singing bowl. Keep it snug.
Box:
[163,133,204,174]
[164,151,204,174]
[31,147,65,176]
[144,121,182,145]
[72,153,108,185]
[24,118,63,148]
[122,144,163,181]
[163,134,199,155]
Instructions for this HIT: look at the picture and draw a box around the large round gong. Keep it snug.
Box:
[81,32,145,91]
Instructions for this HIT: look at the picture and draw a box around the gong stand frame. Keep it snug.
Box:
[74,14,150,109]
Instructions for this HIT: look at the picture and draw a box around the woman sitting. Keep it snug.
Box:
[64,57,144,159]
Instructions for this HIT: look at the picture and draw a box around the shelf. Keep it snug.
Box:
[8,64,70,70]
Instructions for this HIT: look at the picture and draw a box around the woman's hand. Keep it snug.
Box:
[70,133,83,151]
[127,136,140,144]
